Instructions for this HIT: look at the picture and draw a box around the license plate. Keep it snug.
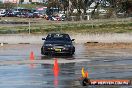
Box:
[55,49,61,52]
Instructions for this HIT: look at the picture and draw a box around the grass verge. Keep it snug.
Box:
[0,17,132,34]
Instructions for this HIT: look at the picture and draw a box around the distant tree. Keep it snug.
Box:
[20,0,24,4]
[105,0,132,17]
[29,0,32,2]
[46,0,132,17]
[47,0,60,8]
[0,1,2,4]
[60,0,69,14]
[118,0,132,16]
[4,2,15,9]
[69,0,92,14]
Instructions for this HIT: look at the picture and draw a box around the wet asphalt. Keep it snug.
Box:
[0,44,132,88]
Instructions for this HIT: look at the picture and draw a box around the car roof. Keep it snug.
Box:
[48,33,69,35]
[48,33,69,37]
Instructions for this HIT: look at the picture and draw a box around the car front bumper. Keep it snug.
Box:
[41,46,75,55]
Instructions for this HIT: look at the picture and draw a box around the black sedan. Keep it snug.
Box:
[41,33,75,56]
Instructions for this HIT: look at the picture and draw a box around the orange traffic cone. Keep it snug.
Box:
[85,71,89,78]
[30,51,35,61]
[53,59,59,71]
[53,58,59,77]
[81,67,89,78]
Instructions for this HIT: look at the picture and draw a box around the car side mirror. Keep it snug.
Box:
[71,39,75,41]
[42,38,46,40]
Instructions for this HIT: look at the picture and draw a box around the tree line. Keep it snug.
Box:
[0,0,131,17]
[47,0,132,17]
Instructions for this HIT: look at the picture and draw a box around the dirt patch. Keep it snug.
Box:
[85,42,132,49]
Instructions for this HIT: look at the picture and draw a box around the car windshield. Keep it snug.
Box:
[46,34,71,41]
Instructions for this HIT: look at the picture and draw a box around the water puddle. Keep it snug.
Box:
[0,44,132,88]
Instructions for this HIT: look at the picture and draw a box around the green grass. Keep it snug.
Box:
[0,17,132,34]
[18,4,43,9]
[0,3,44,9]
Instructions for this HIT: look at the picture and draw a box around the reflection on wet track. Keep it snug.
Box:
[0,44,132,88]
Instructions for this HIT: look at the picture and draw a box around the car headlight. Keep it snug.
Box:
[44,44,53,46]
[64,45,72,47]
